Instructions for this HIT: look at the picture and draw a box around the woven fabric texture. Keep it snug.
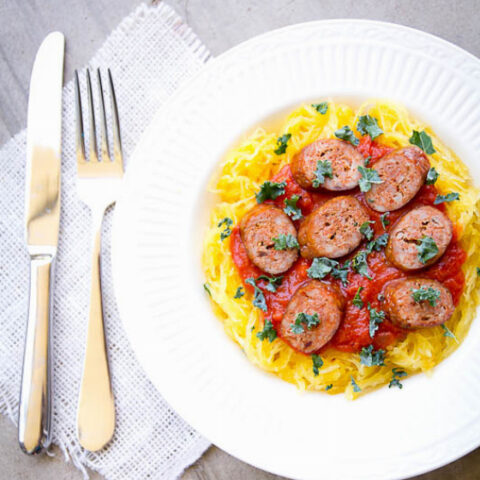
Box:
[0,3,211,478]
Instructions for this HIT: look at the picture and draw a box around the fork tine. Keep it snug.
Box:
[96,69,110,162]
[108,69,123,165]
[74,70,86,164]
[86,69,98,162]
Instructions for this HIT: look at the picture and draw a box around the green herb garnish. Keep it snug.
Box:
[416,236,439,264]
[283,195,303,220]
[307,257,338,280]
[380,212,390,229]
[312,160,333,188]
[409,130,435,154]
[245,277,267,312]
[290,312,320,334]
[389,368,407,389]
[358,166,383,193]
[234,286,244,299]
[411,286,441,306]
[256,320,277,342]
[433,192,459,204]
[356,115,383,140]
[352,250,371,279]
[367,303,385,338]
[218,217,233,240]
[360,345,385,366]
[331,261,351,285]
[351,376,362,393]
[272,233,299,250]
[366,233,389,253]
[255,181,286,203]
[312,102,328,114]
[334,125,359,146]
[312,354,324,376]
[442,324,458,342]
[257,275,283,293]
[325,384,333,391]
[352,286,364,308]
[425,167,439,185]
[203,283,211,296]
[360,221,374,240]
[274,133,292,155]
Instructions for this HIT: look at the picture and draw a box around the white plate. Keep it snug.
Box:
[112,20,480,480]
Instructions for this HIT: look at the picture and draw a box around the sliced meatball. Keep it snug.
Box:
[298,196,370,259]
[384,278,454,329]
[291,138,365,191]
[279,280,345,354]
[364,146,430,212]
[386,206,452,271]
[240,204,298,275]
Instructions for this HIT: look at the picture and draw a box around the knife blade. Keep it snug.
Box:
[19,31,64,455]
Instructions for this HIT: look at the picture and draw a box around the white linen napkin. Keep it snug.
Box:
[0,3,211,478]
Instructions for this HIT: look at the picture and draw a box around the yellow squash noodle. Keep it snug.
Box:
[202,100,480,398]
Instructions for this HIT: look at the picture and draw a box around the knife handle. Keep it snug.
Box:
[18,253,54,455]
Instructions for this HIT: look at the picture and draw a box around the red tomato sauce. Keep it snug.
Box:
[230,137,466,354]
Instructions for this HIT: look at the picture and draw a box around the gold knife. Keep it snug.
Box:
[19,32,65,455]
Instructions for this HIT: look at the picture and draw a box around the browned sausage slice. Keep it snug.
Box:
[386,206,452,271]
[364,146,430,212]
[384,278,454,329]
[298,196,370,259]
[279,280,345,353]
[291,138,365,191]
[240,204,298,275]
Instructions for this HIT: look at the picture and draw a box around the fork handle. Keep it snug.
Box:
[18,253,54,454]
[77,214,115,451]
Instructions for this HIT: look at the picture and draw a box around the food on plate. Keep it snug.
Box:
[298,196,369,259]
[278,280,345,354]
[202,100,480,398]
[364,146,430,212]
[384,278,454,329]
[240,204,298,275]
[386,206,453,271]
[291,138,364,191]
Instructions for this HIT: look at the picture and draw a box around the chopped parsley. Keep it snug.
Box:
[364,156,371,167]
[325,384,333,391]
[274,133,292,155]
[409,130,436,154]
[218,217,233,240]
[380,212,390,229]
[433,192,460,204]
[426,167,439,185]
[352,250,371,279]
[389,368,407,389]
[359,221,374,240]
[312,354,324,376]
[272,233,299,250]
[442,324,458,342]
[366,233,389,253]
[256,320,277,343]
[312,160,333,188]
[312,102,328,114]
[245,278,267,312]
[350,376,362,393]
[352,286,364,308]
[203,283,211,296]
[257,274,283,293]
[411,286,441,306]
[283,195,303,220]
[358,166,383,192]
[255,180,286,203]
[368,303,385,338]
[356,114,383,140]
[290,312,320,334]
[360,345,385,366]
[234,286,245,299]
[416,236,439,264]
[331,261,351,285]
[477,267,480,277]
[334,125,359,146]
[307,257,338,280]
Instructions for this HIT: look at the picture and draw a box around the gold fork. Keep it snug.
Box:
[74,69,123,451]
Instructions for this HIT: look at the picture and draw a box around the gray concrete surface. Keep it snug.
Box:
[2,0,480,479]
